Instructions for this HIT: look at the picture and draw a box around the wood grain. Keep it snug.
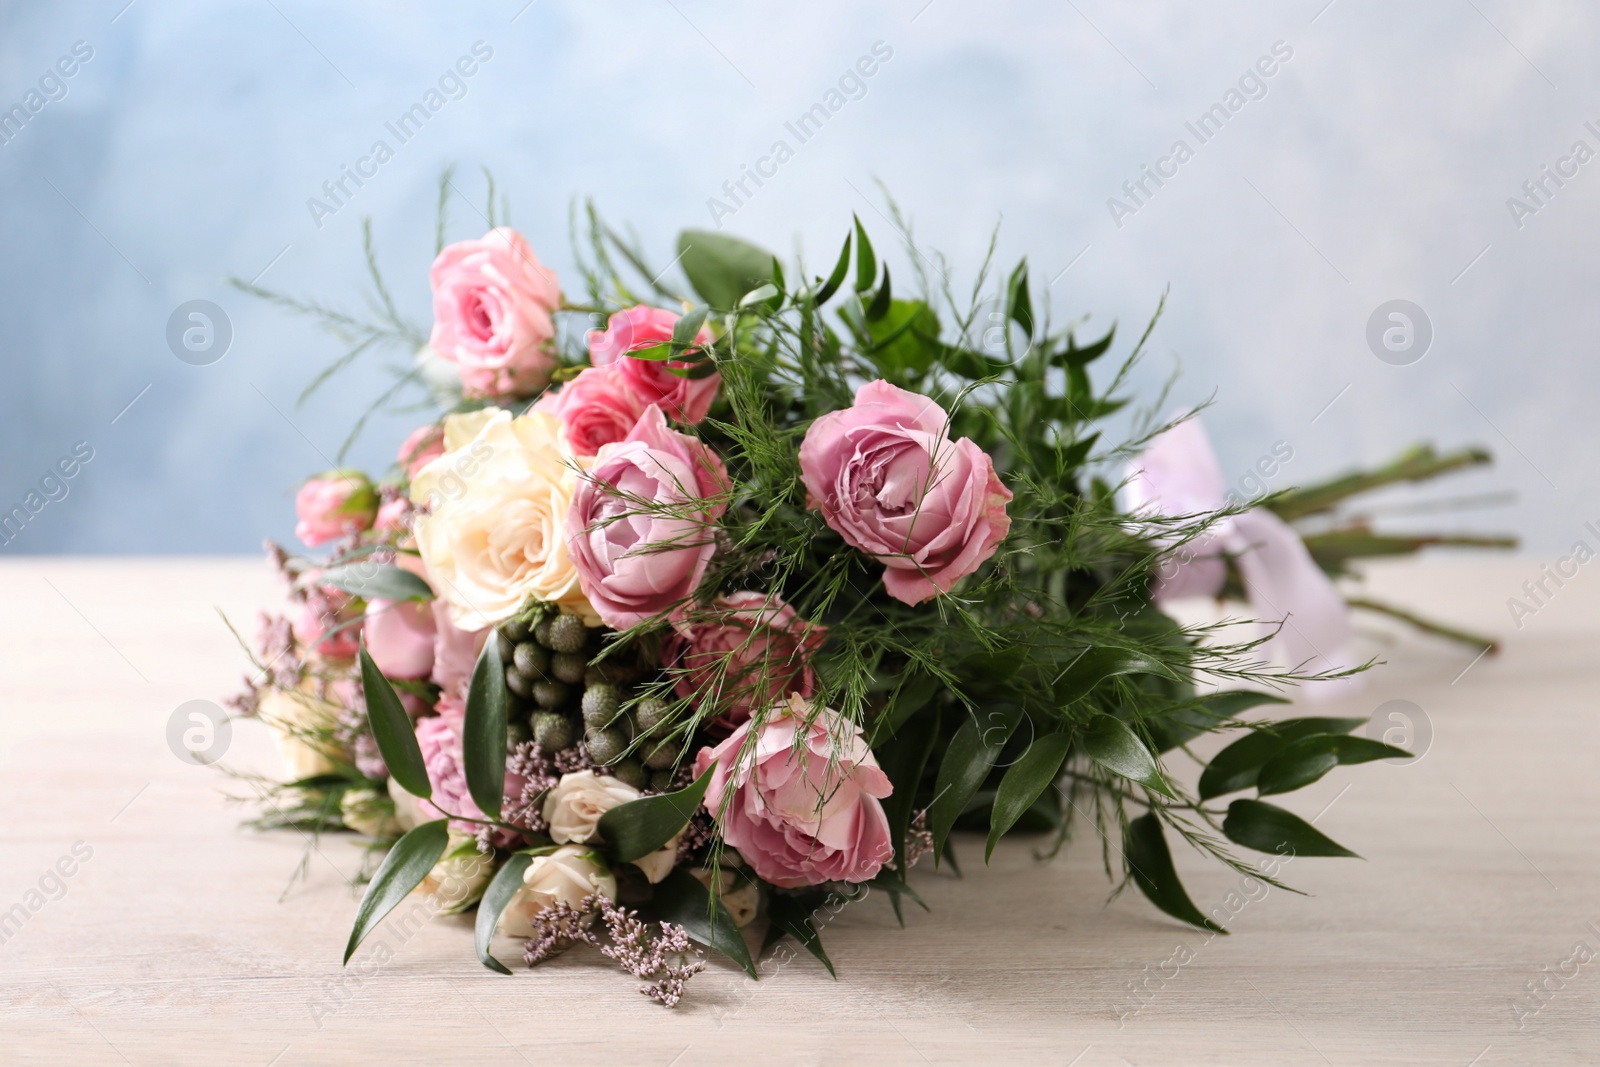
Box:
[0,556,1594,1065]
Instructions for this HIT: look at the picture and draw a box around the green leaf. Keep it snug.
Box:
[1058,327,1115,367]
[1124,813,1225,934]
[597,765,713,862]
[1198,690,1294,718]
[677,230,776,309]
[814,231,852,305]
[872,671,940,743]
[654,866,757,978]
[957,646,1029,685]
[321,563,433,602]
[929,704,1023,861]
[1198,717,1367,800]
[865,266,893,322]
[1223,799,1359,858]
[738,283,780,309]
[875,705,940,880]
[1054,647,1173,705]
[343,819,449,963]
[670,306,709,351]
[359,645,430,799]
[852,214,876,292]
[939,345,1012,379]
[463,637,508,820]
[1148,690,1292,753]
[1005,261,1034,340]
[1083,714,1173,797]
[1256,734,1411,796]
[766,893,836,978]
[986,731,1073,860]
[864,299,940,377]
[473,853,535,974]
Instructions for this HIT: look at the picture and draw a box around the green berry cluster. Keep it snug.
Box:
[496,610,684,792]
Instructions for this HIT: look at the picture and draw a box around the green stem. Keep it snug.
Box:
[1268,444,1494,522]
[1346,596,1500,654]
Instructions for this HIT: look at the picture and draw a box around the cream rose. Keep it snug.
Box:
[419,834,494,915]
[543,770,639,844]
[410,408,596,629]
[542,770,681,883]
[258,682,340,780]
[496,846,617,937]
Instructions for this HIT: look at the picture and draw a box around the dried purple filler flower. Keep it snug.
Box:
[521,893,706,1007]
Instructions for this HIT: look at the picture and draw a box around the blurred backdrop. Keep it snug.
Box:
[0,0,1593,554]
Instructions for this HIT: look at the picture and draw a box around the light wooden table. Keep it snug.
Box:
[1,556,1594,1065]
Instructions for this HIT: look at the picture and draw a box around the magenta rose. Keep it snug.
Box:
[415,715,526,848]
[662,592,826,727]
[799,380,1012,606]
[362,598,436,680]
[532,365,646,459]
[397,424,445,481]
[567,405,729,629]
[429,227,561,399]
[588,305,720,424]
[294,471,378,548]
[694,697,894,888]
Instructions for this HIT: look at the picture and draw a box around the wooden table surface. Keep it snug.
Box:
[1,555,1594,1065]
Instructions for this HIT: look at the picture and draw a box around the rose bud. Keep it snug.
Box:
[294,470,379,548]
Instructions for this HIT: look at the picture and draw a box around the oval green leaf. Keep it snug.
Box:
[1197,716,1368,800]
[598,765,714,863]
[852,214,876,292]
[359,644,430,799]
[1083,713,1173,797]
[1124,812,1226,934]
[766,892,835,978]
[343,818,449,963]
[813,231,852,305]
[986,731,1073,861]
[463,637,508,820]
[654,866,757,978]
[1223,799,1359,858]
[321,563,434,602]
[1055,647,1173,705]
[473,853,535,975]
[1255,734,1412,796]
[677,230,776,310]
[929,704,1023,861]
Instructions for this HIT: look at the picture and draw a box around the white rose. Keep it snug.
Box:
[418,833,494,915]
[339,786,399,838]
[543,770,639,844]
[497,846,617,937]
[387,775,431,832]
[631,832,683,885]
[258,683,340,780]
[410,408,596,629]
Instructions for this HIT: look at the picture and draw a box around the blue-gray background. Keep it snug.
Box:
[2,0,1594,554]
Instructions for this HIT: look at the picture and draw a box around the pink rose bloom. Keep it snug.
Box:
[397,425,445,481]
[294,471,378,548]
[429,227,561,399]
[589,305,720,424]
[292,583,361,661]
[799,381,1012,606]
[1124,417,1359,699]
[362,598,437,680]
[663,592,827,727]
[415,715,526,848]
[373,497,412,537]
[694,697,894,888]
[533,365,647,459]
[567,405,729,629]
[430,598,489,697]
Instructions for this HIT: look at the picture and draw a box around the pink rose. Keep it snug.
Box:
[567,405,729,629]
[533,365,647,459]
[415,715,526,848]
[694,697,894,888]
[588,305,720,424]
[362,598,437,680]
[429,227,561,399]
[292,582,361,661]
[430,597,489,698]
[373,497,412,537]
[294,471,378,548]
[663,592,826,727]
[397,425,445,481]
[799,381,1012,605]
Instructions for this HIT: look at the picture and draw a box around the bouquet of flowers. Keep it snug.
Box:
[228,183,1512,1005]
